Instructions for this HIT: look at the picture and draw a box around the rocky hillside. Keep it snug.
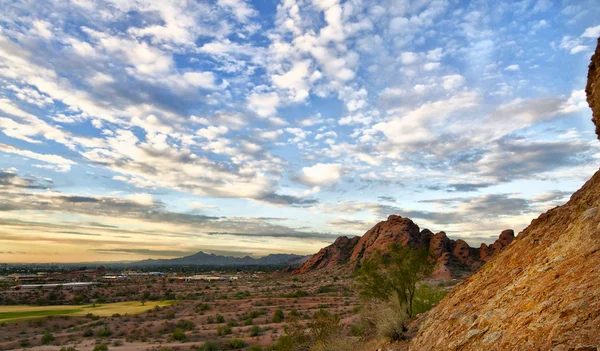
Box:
[409,38,600,351]
[294,214,513,279]
[587,38,600,138]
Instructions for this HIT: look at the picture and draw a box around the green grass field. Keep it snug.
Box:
[0,300,176,323]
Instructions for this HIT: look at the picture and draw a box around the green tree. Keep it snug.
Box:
[355,244,434,317]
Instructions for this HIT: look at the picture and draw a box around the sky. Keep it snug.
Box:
[0,0,599,263]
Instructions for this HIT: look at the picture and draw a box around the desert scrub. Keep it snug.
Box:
[360,296,408,342]
[228,338,246,349]
[250,325,261,337]
[216,325,232,336]
[93,343,108,351]
[96,326,112,338]
[198,340,220,351]
[41,331,55,345]
[272,309,284,323]
[171,328,186,341]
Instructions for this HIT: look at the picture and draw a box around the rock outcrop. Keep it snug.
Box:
[587,38,600,139]
[293,235,360,274]
[409,38,600,351]
[294,215,512,279]
[479,229,514,261]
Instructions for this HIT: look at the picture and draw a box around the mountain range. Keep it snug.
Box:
[133,251,310,267]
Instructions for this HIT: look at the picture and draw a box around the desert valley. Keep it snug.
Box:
[1,1,599,351]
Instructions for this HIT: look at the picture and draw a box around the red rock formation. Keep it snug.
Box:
[586,38,600,138]
[349,215,422,263]
[480,229,514,261]
[294,214,513,279]
[292,235,360,274]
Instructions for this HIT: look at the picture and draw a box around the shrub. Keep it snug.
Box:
[360,297,408,342]
[244,317,253,326]
[176,319,195,331]
[216,313,225,323]
[227,338,246,349]
[309,309,342,342]
[196,303,211,311]
[317,285,337,294]
[93,343,108,351]
[272,309,284,323]
[96,327,112,338]
[171,328,186,341]
[59,347,77,351]
[41,331,55,345]
[198,341,220,351]
[248,345,263,351]
[216,325,232,336]
[250,325,261,337]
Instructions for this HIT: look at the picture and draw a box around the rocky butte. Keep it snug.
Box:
[409,38,600,351]
[294,214,514,280]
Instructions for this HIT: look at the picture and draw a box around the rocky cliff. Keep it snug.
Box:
[293,235,360,274]
[587,38,600,139]
[409,38,600,351]
[294,214,513,279]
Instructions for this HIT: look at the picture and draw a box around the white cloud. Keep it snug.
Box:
[247,92,280,117]
[581,25,600,38]
[31,20,53,39]
[505,64,520,71]
[0,143,75,167]
[442,74,466,90]
[272,60,311,101]
[296,163,342,186]
[197,126,229,140]
[126,193,154,206]
[217,0,257,22]
[423,62,440,71]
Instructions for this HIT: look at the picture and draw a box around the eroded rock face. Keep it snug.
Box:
[294,215,513,279]
[409,38,600,351]
[480,229,514,261]
[349,215,422,263]
[292,235,360,274]
[586,38,600,139]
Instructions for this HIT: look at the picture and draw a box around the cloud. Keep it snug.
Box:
[581,25,600,38]
[247,92,280,117]
[295,163,342,187]
[504,64,520,71]
[0,143,75,168]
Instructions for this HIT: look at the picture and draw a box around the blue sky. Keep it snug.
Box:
[0,0,599,263]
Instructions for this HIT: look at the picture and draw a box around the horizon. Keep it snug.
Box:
[1,0,600,263]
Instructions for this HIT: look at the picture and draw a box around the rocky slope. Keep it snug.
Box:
[294,214,513,279]
[409,38,600,351]
[587,38,600,138]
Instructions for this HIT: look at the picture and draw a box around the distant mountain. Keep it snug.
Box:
[133,251,310,267]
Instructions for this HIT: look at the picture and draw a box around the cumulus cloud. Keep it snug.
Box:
[296,163,343,187]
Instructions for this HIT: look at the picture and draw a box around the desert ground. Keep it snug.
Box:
[1,270,398,351]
